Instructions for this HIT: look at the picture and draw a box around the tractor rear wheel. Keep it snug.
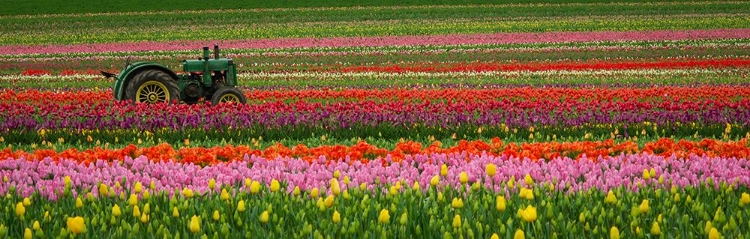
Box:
[211,87,246,105]
[125,70,180,104]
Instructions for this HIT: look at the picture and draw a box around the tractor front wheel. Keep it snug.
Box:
[211,87,246,105]
[125,70,180,104]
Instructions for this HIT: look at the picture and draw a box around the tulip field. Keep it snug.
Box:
[2,1,750,238]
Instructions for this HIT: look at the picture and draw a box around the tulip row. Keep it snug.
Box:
[3,69,748,90]
[3,137,750,165]
[0,153,749,238]
[4,37,749,75]
[3,15,747,46]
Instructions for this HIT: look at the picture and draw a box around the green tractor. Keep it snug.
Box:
[101,45,246,105]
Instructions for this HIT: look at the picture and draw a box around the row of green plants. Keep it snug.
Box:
[4,16,748,45]
[2,70,748,89]
[2,123,745,150]
[1,179,748,238]
[5,0,723,16]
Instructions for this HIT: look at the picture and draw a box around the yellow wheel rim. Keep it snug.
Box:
[136,80,170,103]
[219,94,240,103]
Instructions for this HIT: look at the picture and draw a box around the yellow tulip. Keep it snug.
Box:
[430,175,439,186]
[496,196,506,212]
[325,195,335,208]
[150,181,156,190]
[128,194,138,206]
[134,181,143,194]
[182,188,194,198]
[459,172,469,184]
[440,164,448,176]
[133,205,141,217]
[213,210,220,221]
[610,226,620,239]
[330,179,340,196]
[643,169,651,180]
[99,183,109,196]
[343,176,350,185]
[520,205,537,222]
[208,179,216,190]
[514,229,525,239]
[491,233,500,239]
[378,209,390,223]
[413,181,420,191]
[451,198,464,209]
[524,173,533,185]
[32,221,40,231]
[244,178,252,188]
[639,199,649,214]
[649,168,656,178]
[15,202,25,216]
[172,207,180,217]
[650,222,660,235]
[605,190,617,204]
[250,181,261,194]
[452,215,461,228]
[24,228,31,239]
[112,204,121,217]
[66,216,85,235]
[310,188,319,198]
[333,170,341,179]
[237,200,246,212]
[708,227,720,239]
[76,197,83,208]
[23,197,31,207]
[486,163,497,177]
[64,176,72,187]
[268,179,279,193]
[189,215,200,234]
[705,221,713,234]
[741,192,750,206]
[140,213,149,223]
[220,189,230,201]
[508,175,516,188]
[260,211,269,223]
[293,186,301,196]
[333,210,341,223]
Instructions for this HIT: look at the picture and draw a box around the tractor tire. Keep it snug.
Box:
[125,69,180,104]
[211,87,246,105]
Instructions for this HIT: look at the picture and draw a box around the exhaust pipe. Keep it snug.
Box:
[214,45,220,59]
[203,47,210,61]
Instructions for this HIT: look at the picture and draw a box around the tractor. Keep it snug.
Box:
[101,45,246,105]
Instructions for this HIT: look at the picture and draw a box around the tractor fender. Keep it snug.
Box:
[113,62,178,100]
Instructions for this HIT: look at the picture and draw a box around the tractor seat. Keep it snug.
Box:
[190,72,203,75]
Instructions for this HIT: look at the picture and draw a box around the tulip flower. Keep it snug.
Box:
[330,179,340,196]
[496,196,507,212]
[32,221,40,231]
[610,226,620,239]
[333,170,341,179]
[22,198,31,207]
[378,209,390,223]
[605,190,617,204]
[24,228,31,239]
[213,210,220,221]
[172,207,180,217]
[486,163,497,177]
[459,172,469,184]
[66,216,85,235]
[15,202,25,217]
[260,211,269,223]
[741,193,750,206]
[440,164,448,177]
[189,215,200,234]
[325,195,335,208]
[639,200,649,214]
[430,175,439,187]
[520,205,537,222]
[452,215,461,228]
[451,198,464,209]
[208,179,216,190]
[491,234,499,239]
[182,188,194,198]
[112,204,121,217]
[250,181,261,194]
[270,179,280,193]
[134,181,143,194]
[140,213,149,223]
[133,205,141,217]
[220,189,230,201]
[650,222,660,235]
[75,197,83,208]
[310,188,319,198]
[708,228,720,239]
[237,200,246,212]
[524,173,533,185]
[514,229,525,239]
[333,211,341,224]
